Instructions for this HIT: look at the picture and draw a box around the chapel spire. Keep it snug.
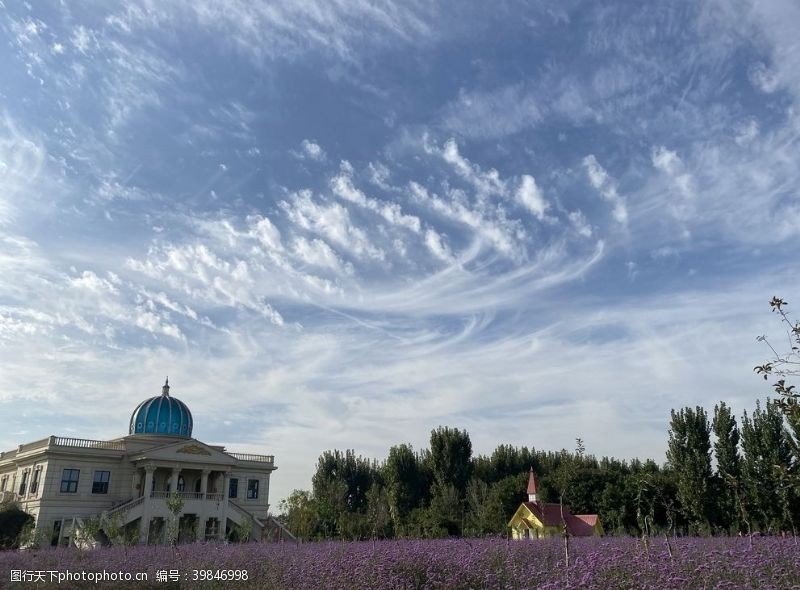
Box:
[527,466,539,503]
[162,377,170,396]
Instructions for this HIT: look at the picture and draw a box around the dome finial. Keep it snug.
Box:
[162,377,170,396]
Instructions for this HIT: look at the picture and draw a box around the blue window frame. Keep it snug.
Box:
[60,469,80,493]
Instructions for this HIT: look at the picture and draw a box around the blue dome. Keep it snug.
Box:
[129,380,193,437]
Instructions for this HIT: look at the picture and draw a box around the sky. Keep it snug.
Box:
[1,0,800,507]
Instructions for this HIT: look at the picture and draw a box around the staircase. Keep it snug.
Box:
[227,501,264,536]
[102,496,145,525]
[227,502,296,542]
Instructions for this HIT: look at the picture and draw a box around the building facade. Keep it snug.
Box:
[0,380,287,546]
[508,468,603,539]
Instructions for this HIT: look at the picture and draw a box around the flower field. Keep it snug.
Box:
[1,536,799,589]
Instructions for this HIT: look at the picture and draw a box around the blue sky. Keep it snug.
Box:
[1,1,799,505]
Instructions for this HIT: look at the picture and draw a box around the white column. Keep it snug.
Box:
[200,469,209,497]
[196,469,210,541]
[170,468,180,494]
[219,471,230,540]
[139,466,156,543]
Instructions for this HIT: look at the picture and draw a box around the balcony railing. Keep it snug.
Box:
[104,496,144,519]
[226,452,274,464]
[149,491,223,501]
[2,436,125,459]
[51,437,125,451]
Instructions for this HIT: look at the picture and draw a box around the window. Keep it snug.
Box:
[30,468,41,495]
[177,476,185,492]
[19,471,29,495]
[51,520,62,547]
[229,478,238,499]
[194,479,201,493]
[92,471,110,494]
[246,479,259,499]
[0,475,7,491]
[60,469,80,493]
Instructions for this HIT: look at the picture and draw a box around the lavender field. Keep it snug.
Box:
[2,537,799,589]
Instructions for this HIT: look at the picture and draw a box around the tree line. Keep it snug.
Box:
[279,399,800,540]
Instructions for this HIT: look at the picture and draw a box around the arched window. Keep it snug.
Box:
[177,476,185,492]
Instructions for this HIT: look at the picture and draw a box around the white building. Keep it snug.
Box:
[0,379,289,545]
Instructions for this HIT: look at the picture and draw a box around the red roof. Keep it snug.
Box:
[526,468,539,494]
[566,514,597,536]
[523,502,599,537]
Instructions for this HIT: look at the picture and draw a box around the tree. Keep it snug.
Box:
[0,504,34,549]
[366,484,392,539]
[426,483,462,537]
[165,491,184,546]
[666,406,712,533]
[740,400,793,531]
[754,297,800,420]
[312,449,378,537]
[464,478,493,536]
[429,427,472,498]
[712,402,741,532]
[383,444,424,534]
[279,489,319,541]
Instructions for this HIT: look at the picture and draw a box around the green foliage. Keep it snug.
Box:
[279,489,320,541]
[755,297,800,420]
[741,400,793,531]
[164,491,185,545]
[383,444,424,532]
[667,406,713,534]
[366,484,392,539]
[0,504,34,549]
[429,427,472,498]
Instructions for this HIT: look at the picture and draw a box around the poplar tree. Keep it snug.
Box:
[740,400,792,531]
[383,444,424,533]
[666,406,712,533]
[429,427,472,497]
[712,402,741,531]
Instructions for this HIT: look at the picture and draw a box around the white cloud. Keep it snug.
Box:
[104,0,438,64]
[330,164,421,233]
[299,139,326,161]
[439,84,543,139]
[409,181,520,258]
[71,25,94,54]
[568,210,592,238]
[582,155,628,225]
[292,236,351,274]
[70,270,119,295]
[650,146,695,228]
[440,139,505,201]
[515,174,548,220]
[424,229,452,262]
[281,190,385,262]
[734,120,759,145]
